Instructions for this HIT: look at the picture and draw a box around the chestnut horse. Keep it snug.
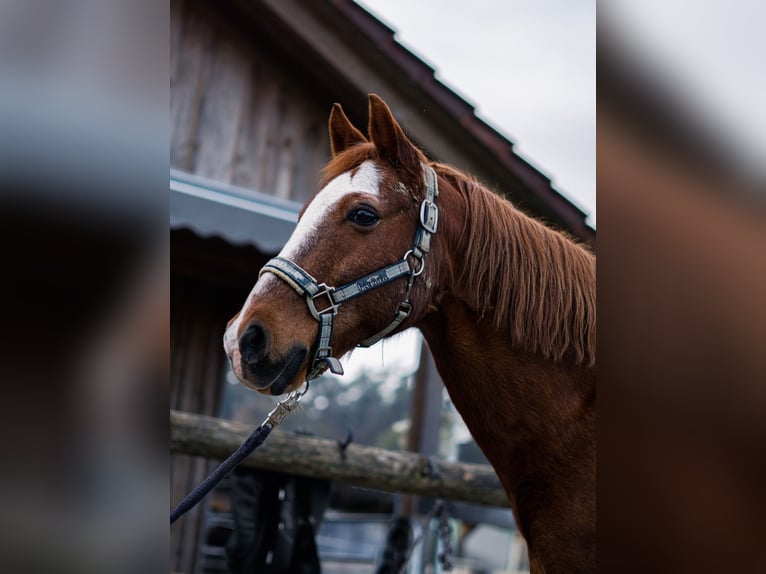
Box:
[224,95,596,573]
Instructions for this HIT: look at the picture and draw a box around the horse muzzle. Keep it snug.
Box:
[227,321,308,395]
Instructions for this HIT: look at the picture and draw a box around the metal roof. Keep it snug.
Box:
[170,169,299,253]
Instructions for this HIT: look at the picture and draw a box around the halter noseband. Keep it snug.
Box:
[259,164,439,381]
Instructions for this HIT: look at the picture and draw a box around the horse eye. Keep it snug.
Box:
[348,207,379,226]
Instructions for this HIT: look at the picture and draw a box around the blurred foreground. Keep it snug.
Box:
[599,2,766,573]
[0,1,168,572]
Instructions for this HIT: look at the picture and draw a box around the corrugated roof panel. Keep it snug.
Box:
[170,169,299,252]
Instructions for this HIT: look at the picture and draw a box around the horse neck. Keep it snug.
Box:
[415,173,596,571]
[418,297,595,471]
[418,301,596,572]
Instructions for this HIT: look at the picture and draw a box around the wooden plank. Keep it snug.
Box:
[231,57,276,192]
[170,1,213,171]
[172,315,206,574]
[171,410,510,508]
[193,32,249,182]
[169,303,192,520]
[289,107,323,205]
[169,0,185,84]
[201,310,225,415]
[170,308,226,574]
[303,111,332,201]
[170,296,193,411]
[253,79,283,195]
[287,97,330,205]
[171,454,200,573]
[272,96,303,199]
[169,310,190,570]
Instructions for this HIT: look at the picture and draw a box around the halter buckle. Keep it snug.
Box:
[307,284,339,320]
[420,199,439,234]
[397,300,413,316]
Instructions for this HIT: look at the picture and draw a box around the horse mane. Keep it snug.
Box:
[434,163,596,367]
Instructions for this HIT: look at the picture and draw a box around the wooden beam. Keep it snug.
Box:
[171,410,509,508]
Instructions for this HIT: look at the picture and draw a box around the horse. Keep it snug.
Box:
[223,94,596,573]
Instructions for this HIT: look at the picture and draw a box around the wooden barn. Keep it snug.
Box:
[170,1,594,572]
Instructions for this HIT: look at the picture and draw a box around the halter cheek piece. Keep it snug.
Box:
[259,164,439,381]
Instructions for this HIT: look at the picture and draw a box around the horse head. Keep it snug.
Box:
[224,95,443,395]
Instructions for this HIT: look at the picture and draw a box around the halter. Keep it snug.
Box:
[259,164,439,381]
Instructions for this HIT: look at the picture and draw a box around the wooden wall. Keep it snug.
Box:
[170,279,231,574]
[171,0,332,205]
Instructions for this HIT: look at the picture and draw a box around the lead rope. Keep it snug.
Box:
[169,382,309,524]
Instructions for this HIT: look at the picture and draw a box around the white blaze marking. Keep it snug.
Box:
[280,160,381,261]
[223,160,381,358]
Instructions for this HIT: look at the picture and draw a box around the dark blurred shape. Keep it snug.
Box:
[599,39,740,185]
[598,8,766,574]
[376,517,412,574]
[226,466,332,574]
[0,0,167,572]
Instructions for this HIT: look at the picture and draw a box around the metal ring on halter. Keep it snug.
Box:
[404,250,425,277]
[295,380,311,397]
[280,380,310,407]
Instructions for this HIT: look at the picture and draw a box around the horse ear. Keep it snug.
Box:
[329,103,366,156]
[368,94,420,170]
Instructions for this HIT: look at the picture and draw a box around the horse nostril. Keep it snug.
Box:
[239,322,270,367]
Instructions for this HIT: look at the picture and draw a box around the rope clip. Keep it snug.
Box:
[263,381,310,428]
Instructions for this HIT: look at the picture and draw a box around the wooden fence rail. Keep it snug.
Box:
[171,410,509,508]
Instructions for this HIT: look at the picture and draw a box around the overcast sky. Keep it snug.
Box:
[358,0,596,225]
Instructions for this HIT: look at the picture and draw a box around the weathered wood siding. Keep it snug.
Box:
[169,281,229,574]
[171,0,331,204]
